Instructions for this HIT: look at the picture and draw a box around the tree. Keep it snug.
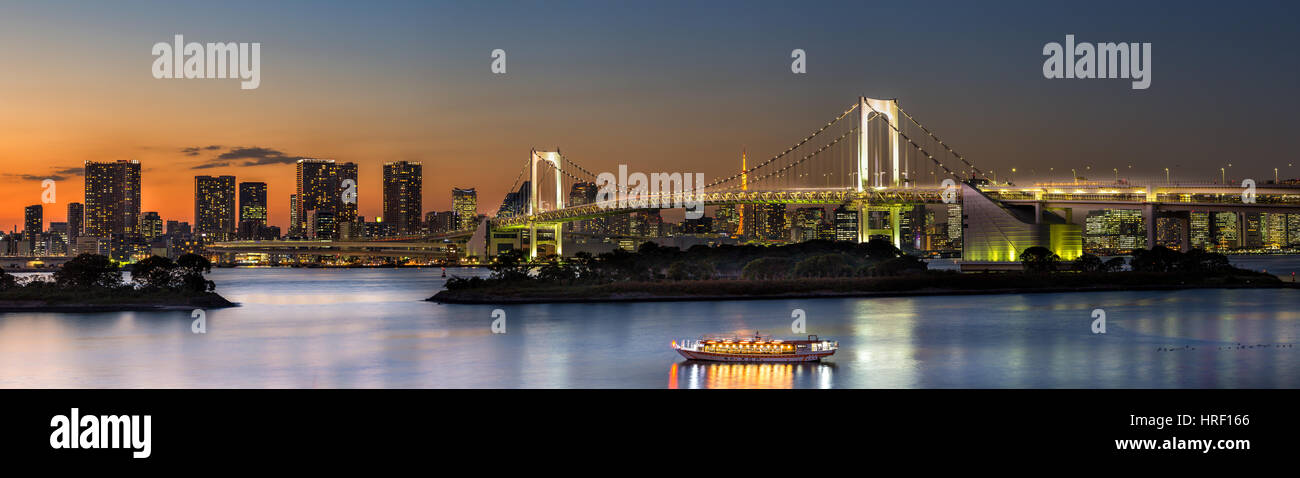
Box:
[1101,257,1127,273]
[667,261,716,281]
[174,253,215,292]
[0,267,15,290]
[1179,248,1232,274]
[53,254,123,289]
[794,254,854,278]
[1019,246,1060,273]
[862,238,902,262]
[741,257,794,280]
[1129,246,1181,273]
[536,254,578,283]
[132,255,177,289]
[869,255,928,276]
[1072,253,1103,273]
[488,249,531,282]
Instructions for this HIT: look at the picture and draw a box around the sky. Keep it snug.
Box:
[0,0,1297,231]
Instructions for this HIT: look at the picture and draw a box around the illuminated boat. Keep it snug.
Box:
[671,334,838,363]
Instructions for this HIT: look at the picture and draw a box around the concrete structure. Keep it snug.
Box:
[960,184,1081,270]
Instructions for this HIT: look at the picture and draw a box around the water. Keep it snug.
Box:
[1,262,1297,389]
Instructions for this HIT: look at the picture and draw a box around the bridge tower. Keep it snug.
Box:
[856,97,903,248]
[528,149,564,260]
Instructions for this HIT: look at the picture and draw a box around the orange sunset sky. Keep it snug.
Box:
[1,2,1295,232]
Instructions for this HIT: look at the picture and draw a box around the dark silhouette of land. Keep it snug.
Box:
[0,253,234,311]
[430,241,1290,304]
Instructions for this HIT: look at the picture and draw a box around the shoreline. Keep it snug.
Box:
[0,294,237,313]
[429,280,1299,305]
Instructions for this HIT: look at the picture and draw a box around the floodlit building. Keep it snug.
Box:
[960,184,1081,269]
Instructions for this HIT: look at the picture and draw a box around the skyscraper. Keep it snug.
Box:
[1190,212,1211,250]
[295,159,357,237]
[1213,212,1239,250]
[714,205,738,235]
[66,202,83,244]
[833,205,859,242]
[83,160,141,237]
[756,203,787,241]
[382,161,423,234]
[1083,209,1146,254]
[452,188,477,230]
[946,205,963,246]
[497,181,530,219]
[792,207,826,242]
[139,211,164,241]
[566,181,597,233]
[239,182,268,239]
[24,204,42,252]
[289,194,300,237]
[195,175,236,242]
[336,161,358,224]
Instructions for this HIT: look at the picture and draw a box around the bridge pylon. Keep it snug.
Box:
[857,96,902,190]
[527,150,565,260]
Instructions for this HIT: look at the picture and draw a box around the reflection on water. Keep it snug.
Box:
[669,361,835,389]
[0,265,1297,388]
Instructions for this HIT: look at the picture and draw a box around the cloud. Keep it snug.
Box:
[181,145,222,156]
[190,146,311,169]
[4,166,85,182]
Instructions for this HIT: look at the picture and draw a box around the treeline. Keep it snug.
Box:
[447,239,928,290]
[0,253,216,294]
[1019,245,1250,275]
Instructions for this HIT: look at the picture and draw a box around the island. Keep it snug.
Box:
[429,240,1294,304]
[0,253,235,312]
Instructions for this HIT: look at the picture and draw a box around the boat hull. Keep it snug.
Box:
[674,348,834,363]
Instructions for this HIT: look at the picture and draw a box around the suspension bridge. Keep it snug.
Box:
[210,96,1300,264]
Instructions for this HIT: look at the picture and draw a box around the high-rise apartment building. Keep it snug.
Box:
[288,194,300,237]
[139,211,164,240]
[382,161,422,234]
[295,159,357,237]
[833,205,859,242]
[67,202,83,243]
[1213,212,1239,250]
[336,161,358,224]
[24,204,42,252]
[452,188,477,230]
[238,182,268,239]
[1190,211,1211,250]
[84,160,141,237]
[195,175,237,242]
[1083,209,1146,254]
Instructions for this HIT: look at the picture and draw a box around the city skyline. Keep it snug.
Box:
[1,1,1297,231]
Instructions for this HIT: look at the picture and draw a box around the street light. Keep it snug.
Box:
[1164,167,1170,184]
[1221,167,1225,184]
